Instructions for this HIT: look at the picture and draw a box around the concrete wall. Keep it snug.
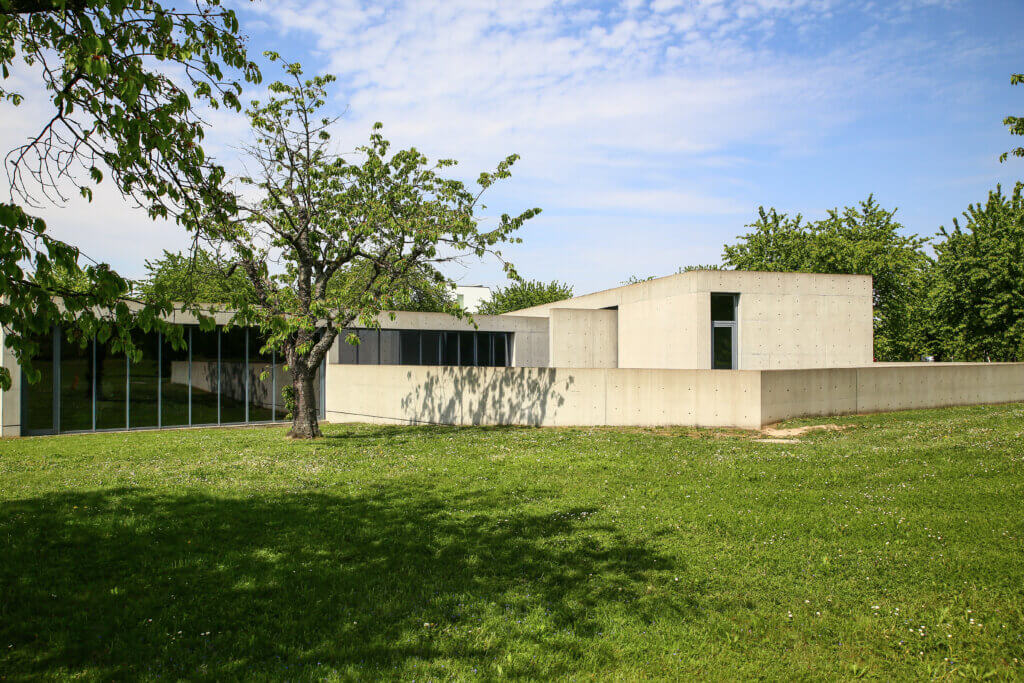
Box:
[549,308,618,368]
[0,328,21,437]
[761,363,1024,424]
[327,362,1024,431]
[325,364,763,429]
[510,270,874,370]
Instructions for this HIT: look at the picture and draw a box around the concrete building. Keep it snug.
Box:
[3,270,1023,437]
[453,285,492,313]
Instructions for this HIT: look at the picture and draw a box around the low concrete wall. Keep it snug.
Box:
[762,363,1024,424]
[326,365,763,429]
[327,362,1024,430]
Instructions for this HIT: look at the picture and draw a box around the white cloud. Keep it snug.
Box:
[0,0,990,291]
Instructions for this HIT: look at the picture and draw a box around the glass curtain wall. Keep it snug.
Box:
[20,324,317,435]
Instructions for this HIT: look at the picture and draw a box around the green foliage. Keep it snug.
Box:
[723,197,932,361]
[928,184,1024,361]
[1000,73,1024,163]
[0,0,260,389]
[2,403,1024,678]
[477,279,573,314]
[327,262,455,314]
[139,249,252,304]
[210,55,539,436]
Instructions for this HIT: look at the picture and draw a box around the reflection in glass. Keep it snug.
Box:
[421,332,440,365]
[220,327,247,423]
[190,327,219,425]
[129,330,160,429]
[493,333,508,367]
[337,329,358,364]
[161,330,190,427]
[442,332,459,365]
[60,332,92,432]
[95,336,128,430]
[24,328,55,434]
[380,330,401,365]
[249,330,275,422]
[399,331,420,364]
[355,329,379,365]
[713,325,734,370]
[459,332,476,366]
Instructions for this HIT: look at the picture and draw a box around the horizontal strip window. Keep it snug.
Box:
[335,329,511,367]
[20,325,324,436]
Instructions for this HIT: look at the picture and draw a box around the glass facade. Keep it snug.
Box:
[20,325,322,436]
[333,329,513,367]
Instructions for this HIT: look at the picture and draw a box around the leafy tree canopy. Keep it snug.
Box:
[0,0,259,388]
[929,184,1024,361]
[1000,73,1024,163]
[477,279,573,315]
[723,196,932,361]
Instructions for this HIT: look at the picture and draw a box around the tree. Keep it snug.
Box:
[139,248,253,304]
[208,55,539,438]
[928,184,1024,361]
[477,279,573,314]
[1000,73,1024,163]
[0,0,259,388]
[723,197,932,361]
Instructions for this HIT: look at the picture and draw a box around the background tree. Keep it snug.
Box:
[477,279,573,314]
[209,55,539,438]
[139,248,253,304]
[0,0,259,388]
[928,184,1024,361]
[1000,73,1024,162]
[723,196,933,361]
[141,247,454,312]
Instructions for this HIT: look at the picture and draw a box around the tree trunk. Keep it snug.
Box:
[287,370,322,439]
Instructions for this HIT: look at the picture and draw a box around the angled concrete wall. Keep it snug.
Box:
[549,308,618,368]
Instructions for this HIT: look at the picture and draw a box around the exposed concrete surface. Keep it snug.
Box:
[326,362,1024,431]
[325,365,764,429]
[0,327,19,437]
[549,308,618,368]
[508,270,873,370]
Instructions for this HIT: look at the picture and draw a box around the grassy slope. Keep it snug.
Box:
[1,404,1023,681]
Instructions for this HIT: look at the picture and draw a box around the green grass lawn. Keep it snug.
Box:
[2,404,1023,680]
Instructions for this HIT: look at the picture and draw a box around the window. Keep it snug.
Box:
[711,293,738,370]
[20,323,303,435]
[22,328,55,435]
[333,329,513,367]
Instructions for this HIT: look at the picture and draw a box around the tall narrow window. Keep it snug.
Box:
[60,332,93,432]
[220,327,248,424]
[190,327,219,425]
[161,331,190,427]
[128,330,160,429]
[711,293,738,370]
[23,328,56,434]
[249,330,275,422]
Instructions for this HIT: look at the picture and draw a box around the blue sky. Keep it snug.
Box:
[8,0,1024,293]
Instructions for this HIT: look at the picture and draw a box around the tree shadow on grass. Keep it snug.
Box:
[0,485,691,679]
